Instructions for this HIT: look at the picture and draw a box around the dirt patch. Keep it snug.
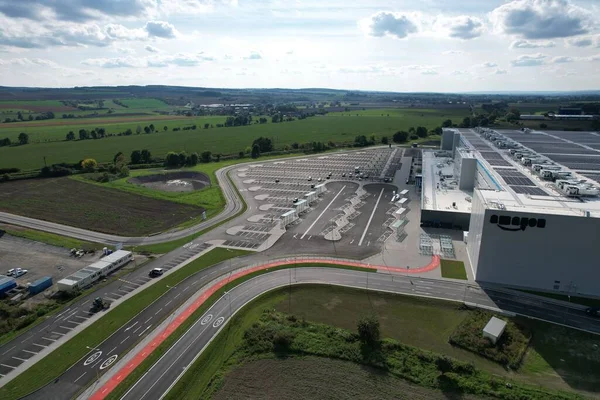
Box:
[128,171,210,192]
[0,177,205,236]
[214,357,483,400]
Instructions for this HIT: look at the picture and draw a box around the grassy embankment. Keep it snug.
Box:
[168,286,600,399]
[0,225,105,250]
[440,259,468,280]
[0,247,250,400]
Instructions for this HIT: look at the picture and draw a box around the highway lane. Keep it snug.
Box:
[0,163,242,246]
[0,242,216,383]
[116,268,600,400]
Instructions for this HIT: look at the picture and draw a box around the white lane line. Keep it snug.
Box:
[81,300,90,306]
[1,346,15,356]
[138,325,152,337]
[74,372,87,383]
[107,346,117,355]
[59,326,73,330]
[165,300,172,307]
[12,356,27,362]
[358,188,384,246]
[132,325,142,334]
[144,317,152,324]
[22,349,37,355]
[32,343,46,348]
[300,185,346,239]
[174,294,181,300]
[120,336,130,345]
[0,364,16,369]
[51,331,64,336]
[155,308,163,316]
[124,321,139,332]
[73,315,88,320]
[20,336,31,344]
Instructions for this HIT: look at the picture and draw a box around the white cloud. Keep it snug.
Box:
[451,70,466,75]
[551,56,573,63]
[584,54,600,62]
[511,53,547,67]
[421,70,438,75]
[510,39,556,49]
[442,50,465,55]
[145,21,177,39]
[243,51,262,60]
[490,0,592,39]
[494,68,508,75]
[447,16,483,40]
[362,11,418,39]
[145,45,159,53]
[565,35,600,47]
[115,47,135,55]
[105,24,146,41]
[82,56,146,68]
[481,62,498,68]
[83,52,215,68]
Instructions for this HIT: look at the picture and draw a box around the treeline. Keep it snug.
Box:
[112,99,129,108]
[0,133,29,146]
[3,111,54,123]
[65,124,166,141]
[392,125,442,144]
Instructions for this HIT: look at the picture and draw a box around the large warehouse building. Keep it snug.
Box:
[421,128,600,297]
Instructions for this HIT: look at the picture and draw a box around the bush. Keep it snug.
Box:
[410,134,419,140]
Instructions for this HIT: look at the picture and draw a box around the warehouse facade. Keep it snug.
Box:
[57,250,133,292]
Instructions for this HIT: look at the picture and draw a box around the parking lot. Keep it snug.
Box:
[231,148,407,258]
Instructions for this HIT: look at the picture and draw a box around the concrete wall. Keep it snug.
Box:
[466,189,486,277]
[420,209,471,230]
[441,129,455,150]
[474,208,600,296]
[459,158,477,191]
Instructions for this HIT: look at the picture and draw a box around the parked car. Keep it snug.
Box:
[342,173,346,177]
[7,268,15,276]
[149,268,164,277]
[275,179,280,183]
[308,176,312,181]
[14,269,28,278]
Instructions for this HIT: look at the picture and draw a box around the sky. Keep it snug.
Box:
[0,0,599,92]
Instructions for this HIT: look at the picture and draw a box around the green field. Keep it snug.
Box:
[0,108,468,170]
[440,259,468,280]
[0,224,106,250]
[167,285,594,400]
[0,247,250,400]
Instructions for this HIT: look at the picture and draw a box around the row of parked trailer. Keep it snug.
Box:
[478,128,600,197]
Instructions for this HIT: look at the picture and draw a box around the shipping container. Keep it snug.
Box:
[28,276,53,296]
[0,275,17,296]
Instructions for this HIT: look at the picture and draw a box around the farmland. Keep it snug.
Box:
[0,177,205,235]
[0,108,464,171]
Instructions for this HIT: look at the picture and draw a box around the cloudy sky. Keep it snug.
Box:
[0,0,599,92]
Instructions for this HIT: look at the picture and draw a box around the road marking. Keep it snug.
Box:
[74,372,87,383]
[51,331,64,336]
[124,321,138,332]
[107,347,117,355]
[32,343,46,348]
[165,300,172,307]
[144,317,152,324]
[1,346,15,356]
[358,188,384,246]
[138,325,152,337]
[155,308,163,316]
[59,326,72,330]
[81,300,90,306]
[133,325,142,334]
[84,351,102,366]
[120,336,130,345]
[12,356,27,362]
[174,294,181,300]
[300,185,346,239]
[20,336,31,344]
[0,364,16,369]
[100,355,118,370]
[308,235,312,240]
[22,349,37,355]
[73,315,88,320]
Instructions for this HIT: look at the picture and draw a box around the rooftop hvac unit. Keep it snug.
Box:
[564,185,600,197]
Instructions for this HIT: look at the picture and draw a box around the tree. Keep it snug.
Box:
[251,144,260,159]
[140,149,152,163]
[216,154,221,162]
[79,129,89,140]
[381,136,389,144]
[165,152,180,167]
[200,151,212,163]
[136,125,142,134]
[432,126,443,135]
[0,137,11,147]
[238,151,244,159]
[188,152,199,166]
[357,315,380,345]
[163,126,168,131]
[354,135,369,147]
[144,126,151,134]
[178,151,187,166]
[416,126,428,138]
[18,132,29,145]
[113,152,124,163]
[97,127,106,138]
[17,111,23,121]
[66,131,75,141]
[271,114,280,123]
[442,119,453,128]
[149,124,155,132]
[204,123,210,129]
[90,129,97,139]
[460,116,472,128]
[393,131,408,143]
[252,137,273,153]
[81,158,98,172]
[130,150,142,164]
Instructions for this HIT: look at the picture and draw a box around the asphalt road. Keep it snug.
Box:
[117,267,600,400]
[0,163,242,246]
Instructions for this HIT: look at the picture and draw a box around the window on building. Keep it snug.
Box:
[490,215,498,224]
[511,217,520,226]
[499,215,511,225]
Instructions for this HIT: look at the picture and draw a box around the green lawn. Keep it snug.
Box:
[0,225,107,250]
[0,107,469,171]
[0,247,250,400]
[440,259,468,280]
[117,98,169,109]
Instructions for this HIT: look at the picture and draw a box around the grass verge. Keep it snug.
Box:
[440,259,467,280]
[0,225,108,250]
[0,247,249,400]
[169,304,582,400]
[105,263,373,400]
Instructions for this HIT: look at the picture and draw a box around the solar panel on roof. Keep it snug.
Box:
[483,159,512,167]
[509,186,549,196]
